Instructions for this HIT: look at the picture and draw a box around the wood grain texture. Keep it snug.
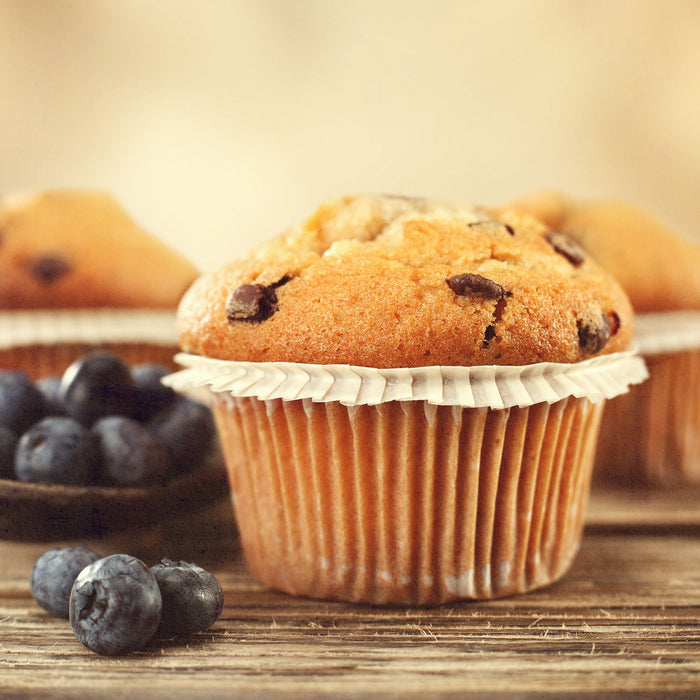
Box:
[2,491,700,698]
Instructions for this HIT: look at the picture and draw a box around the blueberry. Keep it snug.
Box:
[151,559,224,637]
[30,546,101,618]
[0,371,47,434]
[131,364,177,422]
[0,425,18,479]
[36,375,68,416]
[70,554,162,656]
[59,352,137,426]
[148,396,216,474]
[15,416,100,485]
[92,416,171,487]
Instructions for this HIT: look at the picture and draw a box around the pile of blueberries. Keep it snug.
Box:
[0,352,216,487]
[31,545,224,655]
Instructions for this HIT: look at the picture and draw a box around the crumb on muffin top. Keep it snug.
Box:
[177,194,634,368]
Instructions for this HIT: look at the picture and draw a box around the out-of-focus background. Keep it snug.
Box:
[1,0,698,272]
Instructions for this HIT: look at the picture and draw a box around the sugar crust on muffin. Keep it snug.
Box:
[177,194,634,368]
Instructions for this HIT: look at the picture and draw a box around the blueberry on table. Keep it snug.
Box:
[14,416,100,485]
[70,554,162,656]
[92,416,171,487]
[131,363,177,422]
[0,425,17,479]
[59,352,137,426]
[0,371,47,434]
[30,545,101,618]
[151,559,224,637]
[148,396,216,474]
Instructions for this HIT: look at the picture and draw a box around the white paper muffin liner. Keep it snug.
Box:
[165,350,648,409]
[214,394,605,604]
[0,310,178,348]
[634,311,700,355]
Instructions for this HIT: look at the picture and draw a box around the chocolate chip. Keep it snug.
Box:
[608,311,621,336]
[468,220,515,236]
[30,254,72,284]
[577,313,612,355]
[225,278,291,324]
[446,273,505,299]
[483,324,497,347]
[226,284,278,323]
[546,232,585,266]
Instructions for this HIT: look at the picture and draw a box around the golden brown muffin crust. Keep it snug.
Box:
[0,190,199,309]
[177,195,634,368]
[510,191,700,312]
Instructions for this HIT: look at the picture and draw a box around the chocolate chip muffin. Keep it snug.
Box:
[0,190,197,310]
[510,191,700,312]
[178,194,633,367]
[0,190,199,377]
[511,191,700,487]
[168,194,646,604]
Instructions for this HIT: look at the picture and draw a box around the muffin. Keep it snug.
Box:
[166,194,646,604]
[511,191,700,486]
[0,190,199,378]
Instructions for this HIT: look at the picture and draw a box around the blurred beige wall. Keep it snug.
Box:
[1,0,698,272]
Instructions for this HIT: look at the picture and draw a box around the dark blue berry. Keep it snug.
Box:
[0,425,18,479]
[15,416,100,485]
[59,352,137,426]
[131,364,177,422]
[92,416,171,486]
[151,559,224,637]
[30,546,101,618]
[0,371,47,434]
[148,396,216,474]
[36,375,68,416]
[70,554,162,655]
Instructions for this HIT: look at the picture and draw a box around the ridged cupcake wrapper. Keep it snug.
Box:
[213,394,603,604]
[165,351,645,604]
[0,343,181,380]
[592,312,700,487]
[595,347,700,486]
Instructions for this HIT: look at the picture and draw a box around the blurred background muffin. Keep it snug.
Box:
[511,191,700,487]
[0,1,696,489]
[0,1,697,272]
[0,189,199,378]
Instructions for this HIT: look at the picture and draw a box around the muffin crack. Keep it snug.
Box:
[445,272,512,349]
[483,291,511,348]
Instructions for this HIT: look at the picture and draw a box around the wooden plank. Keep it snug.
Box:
[2,491,700,698]
[587,485,700,529]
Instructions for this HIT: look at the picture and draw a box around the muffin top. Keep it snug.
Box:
[0,190,199,310]
[177,194,634,368]
[510,191,700,313]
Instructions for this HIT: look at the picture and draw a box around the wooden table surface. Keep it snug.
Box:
[2,486,700,699]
